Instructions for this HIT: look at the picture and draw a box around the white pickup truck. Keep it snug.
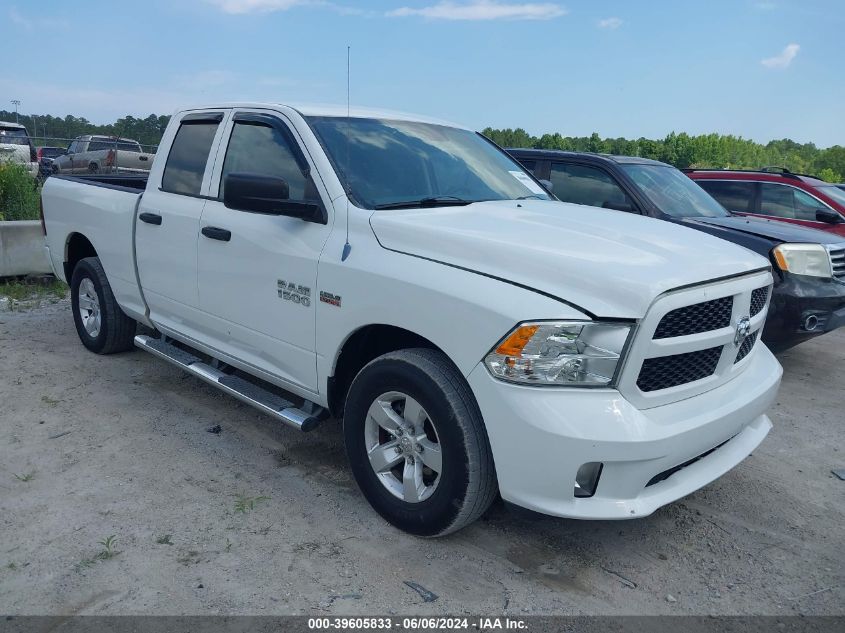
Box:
[41,102,783,536]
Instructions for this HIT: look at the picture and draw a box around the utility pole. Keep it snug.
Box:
[11,100,21,124]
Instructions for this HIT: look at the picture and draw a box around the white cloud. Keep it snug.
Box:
[755,1,776,9]
[207,0,311,14]
[597,16,622,29]
[387,1,567,21]
[761,43,800,69]
[8,6,69,30]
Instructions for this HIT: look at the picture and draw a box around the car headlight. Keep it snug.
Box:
[484,321,632,386]
[772,244,832,278]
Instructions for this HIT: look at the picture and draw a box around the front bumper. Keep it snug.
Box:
[467,344,782,520]
[764,273,845,350]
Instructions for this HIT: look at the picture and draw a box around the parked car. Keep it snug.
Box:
[686,167,845,238]
[51,135,154,174]
[42,103,781,536]
[509,149,845,351]
[0,121,38,176]
[36,146,66,178]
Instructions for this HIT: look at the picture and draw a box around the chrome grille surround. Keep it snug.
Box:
[617,270,773,410]
[827,244,845,281]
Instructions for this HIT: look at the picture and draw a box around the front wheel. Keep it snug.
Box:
[70,257,136,354]
[344,348,497,536]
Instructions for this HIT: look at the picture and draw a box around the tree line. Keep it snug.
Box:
[2,109,843,182]
[483,128,845,183]
[0,110,168,149]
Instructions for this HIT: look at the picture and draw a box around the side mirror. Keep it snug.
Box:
[539,179,554,192]
[223,172,323,223]
[602,200,635,213]
[816,208,843,224]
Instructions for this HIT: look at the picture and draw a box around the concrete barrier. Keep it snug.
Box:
[0,221,52,277]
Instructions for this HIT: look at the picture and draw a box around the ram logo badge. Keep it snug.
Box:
[734,316,751,347]
[278,280,311,307]
[320,291,342,307]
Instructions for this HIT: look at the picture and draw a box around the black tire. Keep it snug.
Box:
[344,348,497,537]
[88,163,99,174]
[70,257,136,354]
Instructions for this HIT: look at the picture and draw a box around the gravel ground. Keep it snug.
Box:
[0,298,842,616]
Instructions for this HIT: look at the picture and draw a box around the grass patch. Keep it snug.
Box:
[155,534,173,545]
[74,535,120,572]
[14,471,35,482]
[0,277,67,309]
[234,494,270,514]
[0,163,40,221]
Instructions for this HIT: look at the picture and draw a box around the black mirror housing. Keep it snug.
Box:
[816,208,843,224]
[223,173,324,223]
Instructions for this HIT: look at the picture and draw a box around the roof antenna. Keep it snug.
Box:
[341,45,352,262]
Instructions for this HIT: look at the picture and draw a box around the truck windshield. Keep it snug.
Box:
[306,116,551,209]
[0,127,30,146]
[817,185,845,207]
[621,164,729,218]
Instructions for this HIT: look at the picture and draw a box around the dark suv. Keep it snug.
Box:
[509,149,845,352]
[687,168,845,238]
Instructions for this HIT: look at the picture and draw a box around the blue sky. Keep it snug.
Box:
[3,1,844,146]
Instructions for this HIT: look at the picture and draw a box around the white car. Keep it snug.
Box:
[0,121,38,176]
[40,103,783,536]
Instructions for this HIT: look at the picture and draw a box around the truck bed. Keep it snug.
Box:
[41,173,148,323]
[49,173,148,191]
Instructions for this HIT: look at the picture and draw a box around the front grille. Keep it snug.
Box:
[654,296,733,339]
[830,247,845,281]
[734,331,759,363]
[750,287,769,316]
[637,346,722,392]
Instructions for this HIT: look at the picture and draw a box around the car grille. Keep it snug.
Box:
[830,246,845,281]
[637,346,722,392]
[750,286,770,316]
[653,296,733,339]
[734,331,759,363]
[627,276,772,398]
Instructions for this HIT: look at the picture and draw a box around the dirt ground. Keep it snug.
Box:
[0,298,842,616]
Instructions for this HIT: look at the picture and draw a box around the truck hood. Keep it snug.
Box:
[369,200,769,319]
[684,215,843,245]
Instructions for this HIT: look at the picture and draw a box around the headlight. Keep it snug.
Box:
[484,321,632,386]
[772,244,832,278]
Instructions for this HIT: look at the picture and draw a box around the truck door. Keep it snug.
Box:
[135,111,229,339]
[195,110,332,394]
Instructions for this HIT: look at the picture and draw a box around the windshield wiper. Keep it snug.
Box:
[516,194,546,200]
[374,196,474,210]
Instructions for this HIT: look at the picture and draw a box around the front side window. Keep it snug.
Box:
[550,162,632,210]
[220,121,316,201]
[696,180,755,213]
[760,183,827,221]
[161,120,220,196]
[307,117,551,209]
[621,164,729,218]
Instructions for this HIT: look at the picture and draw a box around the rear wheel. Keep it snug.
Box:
[70,257,136,354]
[344,348,497,536]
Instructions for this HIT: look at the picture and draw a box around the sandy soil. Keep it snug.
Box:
[0,298,842,615]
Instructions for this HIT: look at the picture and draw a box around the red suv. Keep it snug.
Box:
[686,168,845,237]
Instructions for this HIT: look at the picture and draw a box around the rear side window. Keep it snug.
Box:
[0,127,29,146]
[220,121,317,201]
[550,162,631,210]
[162,121,220,196]
[696,180,755,213]
[760,183,826,221]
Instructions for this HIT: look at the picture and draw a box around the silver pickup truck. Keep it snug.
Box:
[52,135,154,175]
